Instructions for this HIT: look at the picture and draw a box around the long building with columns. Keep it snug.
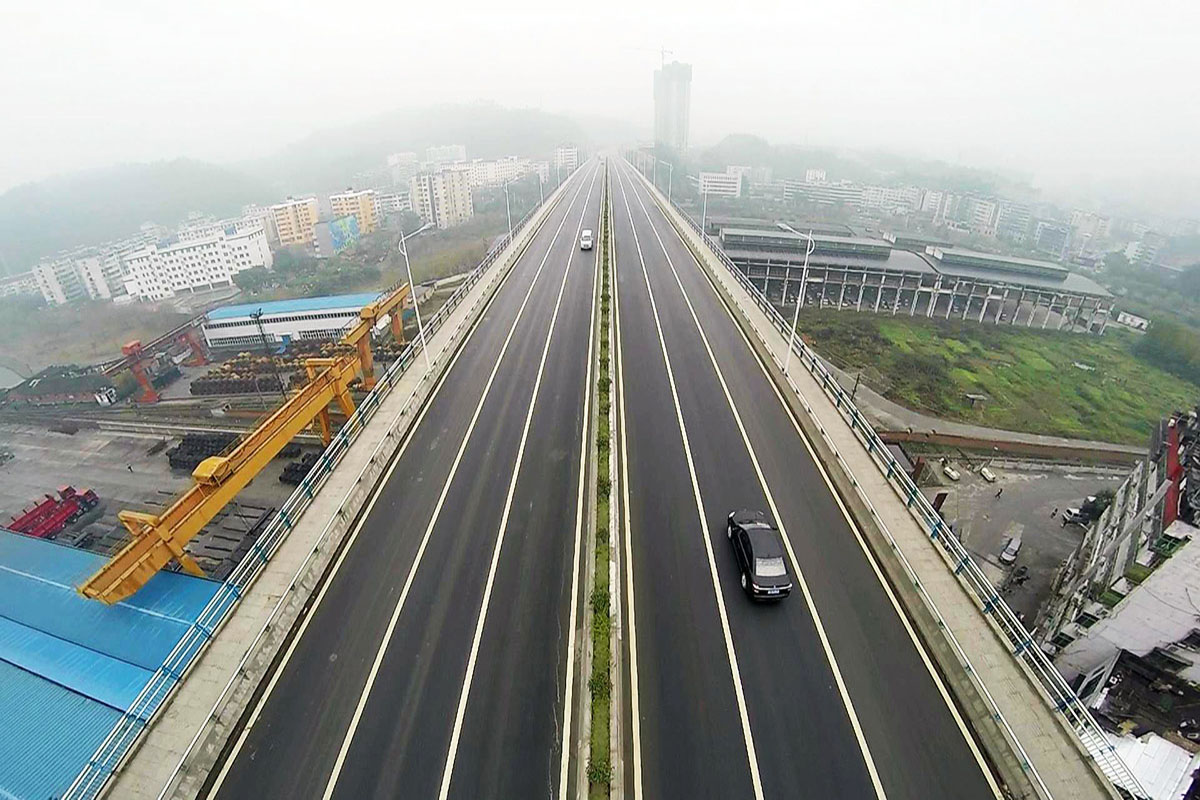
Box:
[716,225,1112,334]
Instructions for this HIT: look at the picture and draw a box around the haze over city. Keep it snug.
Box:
[4,0,1199,215]
[6,3,1200,800]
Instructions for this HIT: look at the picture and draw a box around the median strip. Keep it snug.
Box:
[587,165,613,798]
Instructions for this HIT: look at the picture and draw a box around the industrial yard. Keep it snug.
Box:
[0,421,318,580]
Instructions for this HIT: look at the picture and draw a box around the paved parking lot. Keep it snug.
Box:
[924,460,1124,623]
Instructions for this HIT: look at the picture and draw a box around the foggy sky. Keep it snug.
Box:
[3,0,1198,215]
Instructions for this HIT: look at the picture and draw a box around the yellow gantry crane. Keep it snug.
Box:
[79,283,411,604]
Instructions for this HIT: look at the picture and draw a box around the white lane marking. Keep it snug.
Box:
[613,163,765,800]
[610,164,644,800]
[318,167,595,800]
[558,169,602,799]
[624,169,887,798]
[207,170,580,798]
[439,163,600,799]
[631,164,1003,797]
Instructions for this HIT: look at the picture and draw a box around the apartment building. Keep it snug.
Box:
[241,204,279,246]
[270,197,320,248]
[124,226,271,301]
[805,168,826,184]
[1035,221,1071,258]
[410,170,474,230]
[0,270,39,299]
[861,185,921,213]
[554,146,580,173]
[698,170,742,198]
[1071,210,1113,240]
[329,189,379,235]
[1126,232,1167,267]
[33,259,88,305]
[783,180,864,208]
[387,152,419,185]
[425,144,467,166]
[373,191,412,217]
[653,61,692,152]
[996,200,1032,242]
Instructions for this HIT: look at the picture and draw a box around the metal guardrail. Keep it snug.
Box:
[61,180,565,800]
[627,157,1144,799]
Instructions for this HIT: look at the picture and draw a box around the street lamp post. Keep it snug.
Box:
[783,229,815,377]
[399,222,434,370]
[538,173,544,206]
[701,186,708,234]
[504,180,513,244]
[666,161,673,205]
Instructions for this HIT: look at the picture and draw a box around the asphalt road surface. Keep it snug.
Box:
[207,160,601,800]
[610,157,1000,800]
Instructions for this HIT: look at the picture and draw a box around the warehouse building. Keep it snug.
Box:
[716,225,1113,333]
[201,292,381,350]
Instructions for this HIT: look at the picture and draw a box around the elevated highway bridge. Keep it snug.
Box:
[79,156,1141,800]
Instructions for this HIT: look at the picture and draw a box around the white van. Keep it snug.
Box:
[580,229,593,250]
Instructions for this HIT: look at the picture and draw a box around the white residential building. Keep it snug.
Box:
[0,270,39,299]
[783,180,863,207]
[387,152,419,185]
[410,170,474,230]
[861,185,921,213]
[1071,210,1113,240]
[698,170,742,198]
[805,168,827,184]
[425,144,467,165]
[554,146,580,173]
[373,191,412,217]
[32,251,125,305]
[124,226,272,301]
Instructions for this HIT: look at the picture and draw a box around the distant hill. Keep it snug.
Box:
[696,134,1034,198]
[244,103,601,195]
[0,159,271,274]
[0,104,633,275]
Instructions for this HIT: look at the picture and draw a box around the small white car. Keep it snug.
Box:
[942,464,961,481]
[1000,536,1022,564]
[980,467,997,483]
[580,229,593,250]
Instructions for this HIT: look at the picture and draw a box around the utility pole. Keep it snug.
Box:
[666,161,673,205]
[398,224,433,371]
[504,180,513,244]
[783,231,815,377]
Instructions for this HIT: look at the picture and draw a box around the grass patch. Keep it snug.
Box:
[0,297,190,373]
[793,309,1200,444]
[588,171,613,799]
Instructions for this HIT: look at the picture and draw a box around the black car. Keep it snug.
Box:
[726,509,793,601]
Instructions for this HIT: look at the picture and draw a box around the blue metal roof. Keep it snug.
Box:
[0,661,121,800]
[0,531,222,799]
[206,291,381,321]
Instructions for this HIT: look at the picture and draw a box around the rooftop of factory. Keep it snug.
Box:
[722,245,938,274]
[206,291,382,322]
[0,529,220,800]
[718,229,1112,298]
[719,227,894,256]
[884,231,954,250]
[703,215,857,238]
